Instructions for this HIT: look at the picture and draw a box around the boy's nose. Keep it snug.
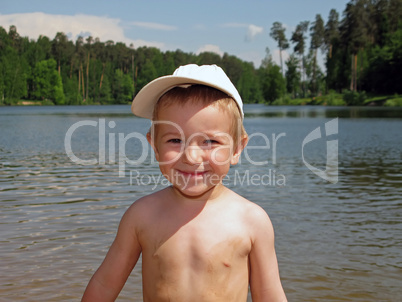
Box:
[183,145,205,165]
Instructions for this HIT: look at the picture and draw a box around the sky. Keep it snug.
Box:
[0,0,350,68]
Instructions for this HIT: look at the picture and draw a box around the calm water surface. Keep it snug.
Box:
[1,105,401,301]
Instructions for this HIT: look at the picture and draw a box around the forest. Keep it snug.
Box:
[0,0,401,107]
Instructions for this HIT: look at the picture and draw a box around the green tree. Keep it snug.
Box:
[258,49,286,103]
[84,36,94,102]
[310,14,325,95]
[63,75,80,105]
[99,73,113,104]
[221,53,244,89]
[197,52,222,66]
[8,25,22,53]
[324,9,341,92]
[52,32,70,75]
[270,22,289,76]
[0,26,29,103]
[304,50,325,96]
[388,0,402,32]
[291,21,309,97]
[163,52,176,76]
[260,47,274,69]
[172,49,191,67]
[36,35,52,61]
[285,54,300,97]
[341,1,370,91]
[324,9,340,59]
[113,69,134,104]
[237,61,263,103]
[32,59,65,104]
[0,61,5,104]
[136,57,157,92]
[363,26,402,93]
[266,65,286,103]
[1,45,28,103]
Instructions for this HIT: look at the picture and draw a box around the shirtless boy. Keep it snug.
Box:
[82,64,287,301]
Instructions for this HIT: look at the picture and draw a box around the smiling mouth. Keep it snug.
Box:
[176,170,207,177]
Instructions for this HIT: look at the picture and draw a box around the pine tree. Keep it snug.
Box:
[270,22,289,76]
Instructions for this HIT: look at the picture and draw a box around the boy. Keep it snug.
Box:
[82,64,287,301]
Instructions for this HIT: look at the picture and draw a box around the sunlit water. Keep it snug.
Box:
[1,105,401,301]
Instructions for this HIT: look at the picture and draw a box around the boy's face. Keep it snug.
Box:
[148,101,244,198]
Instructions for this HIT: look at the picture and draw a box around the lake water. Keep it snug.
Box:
[1,105,401,301]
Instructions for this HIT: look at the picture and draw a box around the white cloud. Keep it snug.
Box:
[196,44,224,56]
[131,21,177,31]
[0,12,164,48]
[246,24,263,41]
[222,22,263,42]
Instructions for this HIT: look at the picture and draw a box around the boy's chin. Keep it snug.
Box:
[172,183,220,199]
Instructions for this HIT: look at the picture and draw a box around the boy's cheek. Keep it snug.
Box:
[210,148,233,166]
[158,150,181,164]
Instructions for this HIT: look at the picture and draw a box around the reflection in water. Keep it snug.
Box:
[0,105,401,301]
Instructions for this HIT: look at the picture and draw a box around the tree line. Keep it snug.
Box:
[0,0,401,106]
[271,0,402,104]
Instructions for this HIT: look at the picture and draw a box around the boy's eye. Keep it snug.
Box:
[204,139,220,145]
[167,138,182,144]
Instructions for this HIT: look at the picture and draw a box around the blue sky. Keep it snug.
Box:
[1,0,350,68]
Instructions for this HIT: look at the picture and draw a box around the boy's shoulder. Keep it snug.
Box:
[126,188,169,216]
[225,190,275,243]
[220,188,273,225]
[224,187,267,210]
[120,188,171,236]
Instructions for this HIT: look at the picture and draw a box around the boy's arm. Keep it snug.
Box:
[249,206,287,302]
[82,204,141,302]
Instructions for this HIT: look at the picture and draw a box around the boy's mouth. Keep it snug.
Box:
[175,169,207,177]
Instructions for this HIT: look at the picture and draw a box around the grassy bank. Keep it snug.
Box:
[0,99,55,106]
[3,93,402,107]
[1,99,103,106]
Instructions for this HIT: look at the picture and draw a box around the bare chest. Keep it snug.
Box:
[141,218,251,301]
[140,213,251,272]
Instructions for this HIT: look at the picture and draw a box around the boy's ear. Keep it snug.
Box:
[147,132,160,161]
[230,135,248,165]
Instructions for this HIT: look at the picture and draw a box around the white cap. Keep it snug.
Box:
[131,64,244,119]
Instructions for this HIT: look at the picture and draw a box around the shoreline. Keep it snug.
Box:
[3,102,399,108]
[2,96,402,108]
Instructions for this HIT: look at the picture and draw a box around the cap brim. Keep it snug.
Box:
[131,75,238,119]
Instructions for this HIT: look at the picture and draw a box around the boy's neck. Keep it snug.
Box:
[169,183,228,206]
